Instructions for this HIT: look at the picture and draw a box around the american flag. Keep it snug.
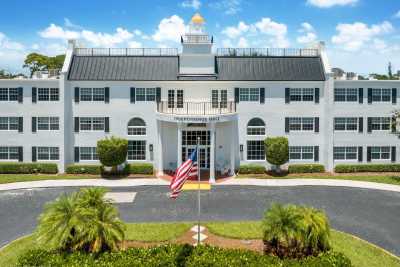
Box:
[170,149,198,199]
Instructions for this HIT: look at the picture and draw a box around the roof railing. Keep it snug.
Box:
[74,48,179,56]
[216,48,320,57]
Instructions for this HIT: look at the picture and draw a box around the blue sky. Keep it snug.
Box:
[0,0,399,74]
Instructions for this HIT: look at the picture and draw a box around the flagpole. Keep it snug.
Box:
[197,136,201,245]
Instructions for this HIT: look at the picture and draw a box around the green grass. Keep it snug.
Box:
[0,174,93,184]
[1,222,399,267]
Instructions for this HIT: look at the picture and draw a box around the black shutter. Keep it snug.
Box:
[392,88,397,104]
[368,88,372,104]
[105,117,109,133]
[156,87,161,103]
[74,87,80,103]
[358,88,363,104]
[234,88,239,103]
[367,117,372,133]
[314,146,319,162]
[391,146,396,162]
[18,117,23,133]
[358,147,363,162]
[32,117,37,133]
[315,88,320,104]
[314,117,319,133]
[74,147,80,163]
[260,88,265,104]
[130,87,136,103]
[32,87,37,103]
[285,118,289,133]
[18,87,23,103]
[18,146,23,162]
[74,117,79,133]
[285,88,290,103]
[358,117,363,133]
[367,147,371,162]
[392,117,397,133]
[105,87,110,103]
[32,147,37,162]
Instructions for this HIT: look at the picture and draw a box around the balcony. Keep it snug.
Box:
[157,101,236,115]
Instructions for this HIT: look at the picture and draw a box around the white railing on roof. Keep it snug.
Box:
[216,48,319,57]
[182,34,211,43]
[74,48,179,56]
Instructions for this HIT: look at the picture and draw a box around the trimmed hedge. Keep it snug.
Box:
[239,164,266,174]
[0,163,58,174]
[17,245,351,267]
[335,164,400,173]
[288,164,325,174]
[129,163,154,175]
[66,164,102,175]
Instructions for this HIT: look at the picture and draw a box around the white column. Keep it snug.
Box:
[230,121,236,176]
[157,120,163,176]
[177,123,183,166]
[209,122,216,183]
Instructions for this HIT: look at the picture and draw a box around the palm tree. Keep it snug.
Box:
[77,187,110,209]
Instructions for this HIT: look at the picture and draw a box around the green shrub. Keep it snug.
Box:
[239,164,266,174]
[262,203,331,259]
[97,137,128,167]
[265,137,289,172]
[288,164,325,174]
[335,164,400,173]
[66,164,101,175]
[0,163,58,174]
[17,245,351,267]
[129,163,154,175]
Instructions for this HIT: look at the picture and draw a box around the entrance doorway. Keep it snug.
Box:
[181,130,210,169]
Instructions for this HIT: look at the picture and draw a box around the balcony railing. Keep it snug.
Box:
[157,101,236,115]
[74,48,179,56]
[182,34,212,44]
[216,48,319,57]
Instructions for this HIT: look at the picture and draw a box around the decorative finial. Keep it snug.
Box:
[191,13,205,24]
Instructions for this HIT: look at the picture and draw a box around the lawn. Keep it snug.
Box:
[1,222,399,267]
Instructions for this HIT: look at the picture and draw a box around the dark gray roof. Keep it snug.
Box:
[68,55,325,81]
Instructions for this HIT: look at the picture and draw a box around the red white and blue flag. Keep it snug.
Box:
[170,149,198,199]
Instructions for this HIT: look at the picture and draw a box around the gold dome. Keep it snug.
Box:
[191,13,205,24]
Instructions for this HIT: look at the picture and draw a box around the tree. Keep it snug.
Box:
[0,69,26,79]
[265,137,289,173]
[388,62,393,79]
[23,53,65,77]
[97,136,128,167]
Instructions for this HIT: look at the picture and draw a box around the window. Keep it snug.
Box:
[80,88,105,101]
[0,147,19,160]
[288,117,314,131]
[177,90,184,108]
[247,140,265,160]
[212,90,218,108]
[80,147,98,161]
[371,89,391,102]
[135,88,156,102]
[371,146,391,160]
[220,90,227,108]
[289,146,314,160]
[79,117,105,131]
[334,118,358,131]
[334,147,358,160]
[239,88,260,102]
[128,118,146,136]
[247,118,266,136]
[37,147,59,161]
[0,88,18,101]
[334,88,358,102]
[0,117,18,130]
[290,88,314,102]
[37,117,59,131]
[38,88,59,101]
[128,140,146,160]
[371,117,390,131]
[168,90,174,108]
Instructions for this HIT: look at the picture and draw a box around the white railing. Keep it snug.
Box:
[216,48,320,57]
[157,101,236,115]
[182,35,211,43]
[74,48,179,56]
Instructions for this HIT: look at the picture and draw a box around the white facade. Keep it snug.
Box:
[0,17,399,180]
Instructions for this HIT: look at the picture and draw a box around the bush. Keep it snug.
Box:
[17,245,351,267]
[66,164,101,175]
[0,163,58,174]
[288,164,325,174]
[335,164,400,173]
[129,163,154,175]
[239,164,265,174]
[265,137,289,171]
[97,137,128,167]
[262,203,331,259]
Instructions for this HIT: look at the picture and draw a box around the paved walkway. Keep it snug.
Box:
[1,178,400,192]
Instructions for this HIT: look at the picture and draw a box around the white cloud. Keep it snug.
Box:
[39,24,80,40]
[128,41,142,48]
[395,10,400,18]
[299,22,314,33]
[0,32,25,51]
[181,0,201,10]
[297,22,318,45]
[255,18,287,37]
[64,18,83,30]
[80,27,133,47]
[152,15,186,43]
[331,21,394,51]
[222,21,250,39]
[237,37,249,48]
[209,0,242,15]
[307,0,358,8]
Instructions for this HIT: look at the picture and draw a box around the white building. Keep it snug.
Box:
[1,13,399,182]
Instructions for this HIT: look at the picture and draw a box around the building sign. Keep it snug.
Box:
[173,116,221,123]
[156,113,238,123]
